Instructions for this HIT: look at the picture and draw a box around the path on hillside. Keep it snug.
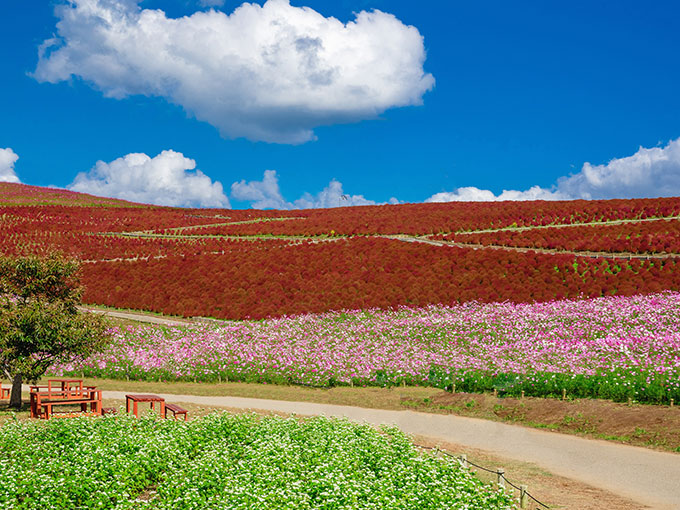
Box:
[80,307,191,327]
[454,214,680,235]
[101,390,680,510]
[382,234,680,260]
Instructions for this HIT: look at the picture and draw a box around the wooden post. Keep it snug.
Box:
[402,379,406,388]
[520,390,524,400]
[452,383,456,393]
[493,388,497,398]
[350,380,353,388]
[496,468,505,489]
[670,398,674,408]
[218,374,222,383]
[562,388,566,401]
[519,485,528,509]
[460,454,468,469]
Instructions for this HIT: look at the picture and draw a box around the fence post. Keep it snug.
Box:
[671,398,674,408]
[562,388,566,401]
[520,390,524,400]
[493,388,497,398]
[452,383,456,393]
[496,468,505,489]
[519,485,528,509]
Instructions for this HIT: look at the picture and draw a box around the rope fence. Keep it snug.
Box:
[416,444,550,509]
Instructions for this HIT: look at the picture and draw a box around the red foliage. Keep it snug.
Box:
[443,219,680,254]
[80,238,680,319]
[2,182,680,320]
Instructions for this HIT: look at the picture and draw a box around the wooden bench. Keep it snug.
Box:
[164,403,188,421]
[31,387,102,420]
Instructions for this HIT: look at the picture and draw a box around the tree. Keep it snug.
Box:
[0,254,111,409]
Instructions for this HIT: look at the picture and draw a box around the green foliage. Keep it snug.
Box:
[0,254,111,387]
[428,367,680,404]
[0,413,515,509]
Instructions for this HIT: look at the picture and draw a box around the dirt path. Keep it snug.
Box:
[382,234,680,260]
[100,390,680,510]
[454,214,680,235]
[79,307,191,327]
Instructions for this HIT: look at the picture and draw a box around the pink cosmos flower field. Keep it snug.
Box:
[57,292,680,403]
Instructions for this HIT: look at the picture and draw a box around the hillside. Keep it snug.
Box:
[2,182,680,319]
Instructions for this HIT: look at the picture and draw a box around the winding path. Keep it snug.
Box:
[101,390,680,510]
[381,234,680,260]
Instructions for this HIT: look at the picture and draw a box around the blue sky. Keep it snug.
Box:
[1,0,680,208]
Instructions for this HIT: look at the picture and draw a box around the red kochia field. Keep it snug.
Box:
[80,238,680,319]
[2,182,680,320]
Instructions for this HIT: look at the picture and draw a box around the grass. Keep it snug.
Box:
[63,377,441,409]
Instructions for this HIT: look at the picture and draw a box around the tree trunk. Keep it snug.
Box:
[9,374,22,409]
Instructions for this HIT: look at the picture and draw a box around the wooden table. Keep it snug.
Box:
[47,379,83,397]
[30,385,101,419]
[126,394,165,418]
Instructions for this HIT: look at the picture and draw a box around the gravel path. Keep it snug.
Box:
[101,390,680,510]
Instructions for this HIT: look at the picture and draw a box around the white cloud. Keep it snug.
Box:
[231,169,379,209]
[230,169,286,209]
[68,150,230,207]
[34,0,434,144]
[426,138,680,203]
[426,185,565,203]
[0,148,20,183]
[556,138,680,200]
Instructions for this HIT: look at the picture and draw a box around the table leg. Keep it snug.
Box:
[126,397,130,414]
[160,401,166,419]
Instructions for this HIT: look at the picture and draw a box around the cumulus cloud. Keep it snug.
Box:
[556,138,680,200]
[231,169,384,209]
[0,148,20,183]
[68,150,230,207]
[426,138,680,203]
[426,185,565,203]
[34,0,434,144]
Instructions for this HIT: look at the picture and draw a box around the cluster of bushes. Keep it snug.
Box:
[427,367,680,404]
